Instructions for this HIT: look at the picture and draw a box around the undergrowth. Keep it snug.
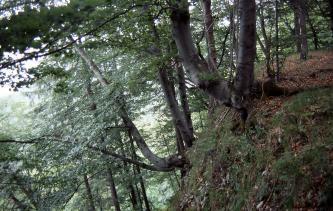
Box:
[168,87,333,210]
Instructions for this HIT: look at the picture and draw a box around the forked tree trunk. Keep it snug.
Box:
[170,0,256,113]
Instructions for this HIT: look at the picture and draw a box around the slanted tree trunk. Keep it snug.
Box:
[147,13,194,148]
[83,174,96,211]
[71,39,185,171]
[158,67,194,148]
[106,168,121,211]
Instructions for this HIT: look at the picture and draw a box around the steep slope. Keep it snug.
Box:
[168,50,333,210]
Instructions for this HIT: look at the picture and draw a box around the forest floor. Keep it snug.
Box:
[168,49,333,211]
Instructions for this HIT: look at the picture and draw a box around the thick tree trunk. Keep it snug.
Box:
[83,174,96,211]
[234,0,256,96]
[170,3,233,105]
[170,0,256,117]
[106,168,121,211]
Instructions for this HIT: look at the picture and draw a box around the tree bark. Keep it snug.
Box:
[275,0,280,81]
[234,0,256,96]
[158,67,194,148]
[307,15,319,50]
[202,0,217,72]
[258,1,274,78]
[329,0,333,37]
[298,0,308,60]
[83,174,96,211]
[106,168,121,211]
[201,0,219,116]
[294,7,301,53]
[129,131,151,211]
[170,2,232,105]
[176,62,194,136]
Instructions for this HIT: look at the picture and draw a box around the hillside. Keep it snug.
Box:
[169,50,333,210]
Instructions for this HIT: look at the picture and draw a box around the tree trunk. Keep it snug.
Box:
[202,0,217,72]
[294,6,301,53]
[258,1,274,78]
[307,14,319,50]
[83,174,96,211]
[170,0,256,116]
[275,0,280,81]
[158,67,194,148]
[106,168,121,211]
[176,62,194,136]
[201,0,219,116]
[329,0,333,37]
[298,0,308,60]
[234,0,256,96]
[71,40,185,171]
[136,167,151,211]
[129,131,151,211]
